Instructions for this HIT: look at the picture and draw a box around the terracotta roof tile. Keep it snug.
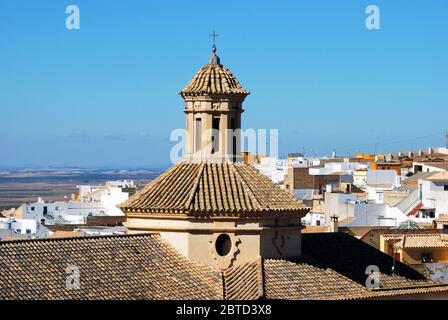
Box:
[1,233,447,300]
[301,233,443,292]
[301,226,328,233]
[388,234,448,249]
[0,234,222,300]
[426,171,448,182]
[223,259,263,300]
[435,214,448,223]
[119,162,309,216]
[264,258,371,300]
[180,64,249,97]
[48,231,82,239]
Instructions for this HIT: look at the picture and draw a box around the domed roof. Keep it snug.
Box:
[180,46,249,97]
[119,161,308,216]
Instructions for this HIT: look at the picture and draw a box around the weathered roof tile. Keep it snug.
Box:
[180,64,249,97]
[119,162,309,216]
[0,234,222,300]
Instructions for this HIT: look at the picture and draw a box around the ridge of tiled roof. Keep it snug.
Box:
[119,161,309,216]
[180,63,249,97]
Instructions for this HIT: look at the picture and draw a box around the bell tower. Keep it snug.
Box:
[180,45,249,163]
[121,40,309,271]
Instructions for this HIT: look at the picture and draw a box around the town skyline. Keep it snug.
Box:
[3,1,448,304]
[1,0,447,168]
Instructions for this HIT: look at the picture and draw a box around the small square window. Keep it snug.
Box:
[444,185,448,191]
[31,207,35,211]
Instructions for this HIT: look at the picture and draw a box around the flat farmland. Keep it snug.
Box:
[0,168,163,210]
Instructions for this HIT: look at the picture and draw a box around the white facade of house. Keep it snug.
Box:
[254,157,287,185]
[288,156,320,168]
[309,161,368,176]
[366,170,401,187]
[0,217,37,235]
[416,178,448,223]
[22,180,136,226]
[324,192,363,223]
[341,203,408,227]
[353,170,368,187]
[301,212,325,226]
[324,191,409,227]
[413,162,447,173]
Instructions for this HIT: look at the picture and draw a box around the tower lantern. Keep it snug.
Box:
[180,44,249,162]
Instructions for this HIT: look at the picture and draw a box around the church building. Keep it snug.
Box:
[1,45,448,300]
[120,44,309,270]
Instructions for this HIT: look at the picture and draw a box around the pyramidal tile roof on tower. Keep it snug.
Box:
[119,162,309,215]
[180,63,249,96]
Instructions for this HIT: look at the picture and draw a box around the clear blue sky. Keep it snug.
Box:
[1,0,447,168]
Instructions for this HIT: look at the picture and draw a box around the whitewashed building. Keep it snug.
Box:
[253,157,287,186]
[416,172,448,223]
[0,217,37,235]
[324,191,410,228]
[21,180,136,226]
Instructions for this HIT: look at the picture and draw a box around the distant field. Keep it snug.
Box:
[0,168,164,210]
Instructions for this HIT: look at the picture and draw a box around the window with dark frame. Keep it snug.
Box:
[195,118,202,152]
[212,117,220,154]
[230,118,236,162]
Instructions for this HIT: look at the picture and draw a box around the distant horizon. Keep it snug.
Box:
[2,0,447,167]
[0,142,446,171]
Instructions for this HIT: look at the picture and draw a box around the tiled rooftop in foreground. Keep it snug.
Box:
[1,233,447,300]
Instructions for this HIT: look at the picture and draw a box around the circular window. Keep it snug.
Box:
[215,234,232,256]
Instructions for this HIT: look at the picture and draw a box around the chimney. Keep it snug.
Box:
[331,149,336,159]
[329,215,339,233]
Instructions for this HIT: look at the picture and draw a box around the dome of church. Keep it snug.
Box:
[180,46,249,97]
[119,161,308,216]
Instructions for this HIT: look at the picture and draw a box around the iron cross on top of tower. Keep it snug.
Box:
[209,31,219,46]
[208,31,220,65]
